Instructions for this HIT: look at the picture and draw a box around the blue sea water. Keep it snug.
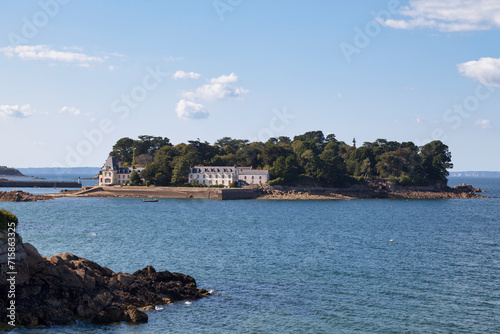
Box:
[1,177,499,333]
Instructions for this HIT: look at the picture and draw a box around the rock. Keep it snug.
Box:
[0,231,209,328]
[0,190,52,202]
[124,308,148,323]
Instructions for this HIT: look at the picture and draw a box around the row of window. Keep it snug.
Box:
[191,168,233,173]
[192,174,234,179]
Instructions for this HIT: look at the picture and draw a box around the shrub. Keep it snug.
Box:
[268,177,285,186]
[130,171,142,185]
[230,181,239,188]
[0,209,18,231]
[146,180,151,187]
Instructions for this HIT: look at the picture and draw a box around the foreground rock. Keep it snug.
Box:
[0,190,52,202]
[0,231,208,328]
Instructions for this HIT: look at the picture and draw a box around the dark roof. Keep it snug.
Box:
[103,156,118,170]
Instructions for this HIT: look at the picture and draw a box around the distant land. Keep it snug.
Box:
[17,167,100,178]
[449,171,500,177]
[0,166,24,176]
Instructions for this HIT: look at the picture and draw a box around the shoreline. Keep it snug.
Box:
[53,183,490,201]
[0,182,491,202]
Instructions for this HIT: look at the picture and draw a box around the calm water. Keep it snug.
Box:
[2,177,500,333]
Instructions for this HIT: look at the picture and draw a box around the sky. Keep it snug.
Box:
[0,0,499,170]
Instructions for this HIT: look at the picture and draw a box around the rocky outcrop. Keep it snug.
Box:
[453,183,485,193]
[0,191,52,202]
[254,182,488,200]
[0,231,208,328]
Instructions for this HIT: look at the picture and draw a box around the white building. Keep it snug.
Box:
[99,156,145,186]
[188,166,270,187]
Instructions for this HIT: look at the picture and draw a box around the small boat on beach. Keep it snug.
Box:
[142,198,159,202]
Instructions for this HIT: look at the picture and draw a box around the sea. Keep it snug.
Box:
[1,172,499,334]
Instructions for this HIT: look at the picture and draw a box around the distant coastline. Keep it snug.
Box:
[449,171,500,177]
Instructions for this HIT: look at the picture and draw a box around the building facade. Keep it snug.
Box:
[188,166,270,187]
[99,156,145,186]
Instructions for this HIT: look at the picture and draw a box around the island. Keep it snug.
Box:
[99,132,456,190]
[0,132,492,201]
[0,209,209,328]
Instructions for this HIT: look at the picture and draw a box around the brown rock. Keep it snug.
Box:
[0,231,209,328]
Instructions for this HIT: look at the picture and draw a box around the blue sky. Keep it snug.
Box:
[0,0,499,170]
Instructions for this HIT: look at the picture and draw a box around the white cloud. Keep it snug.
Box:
[175,99,209,119]
[333,92,343,99]
[475,119,493,129]
[59,106,81,116]
[0,104,33,118]
[457,57,500,87]
[380,0,500,32]
[172,70,201,80]
[182,73,249,101]
[210,73,238,84]
[0,45,105,66]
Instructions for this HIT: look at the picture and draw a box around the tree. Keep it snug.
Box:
[134,135,171,157]
[171,158,190,185]
[293,131,325,144]
[420,140,453,185]
[270,156,287,180]
[129,170,142,185]
[110,137,135,164]
[317,148,348,185]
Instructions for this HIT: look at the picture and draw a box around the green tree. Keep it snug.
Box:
[110,137,135,164]
[420,140,453,185]
[171,158,190,185]
[129,170,142,185]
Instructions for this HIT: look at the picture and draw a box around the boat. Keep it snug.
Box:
[142,198,159,202]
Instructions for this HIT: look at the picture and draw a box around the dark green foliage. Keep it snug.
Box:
[109,133,453,187]
[230,181,239,188]
[129,171,142,185]
[0,209,18,231]
[419,140,453,184]
[171,158,190,185]
[110,136,171,166]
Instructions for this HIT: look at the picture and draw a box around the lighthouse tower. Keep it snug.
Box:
[352,138,356,149]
